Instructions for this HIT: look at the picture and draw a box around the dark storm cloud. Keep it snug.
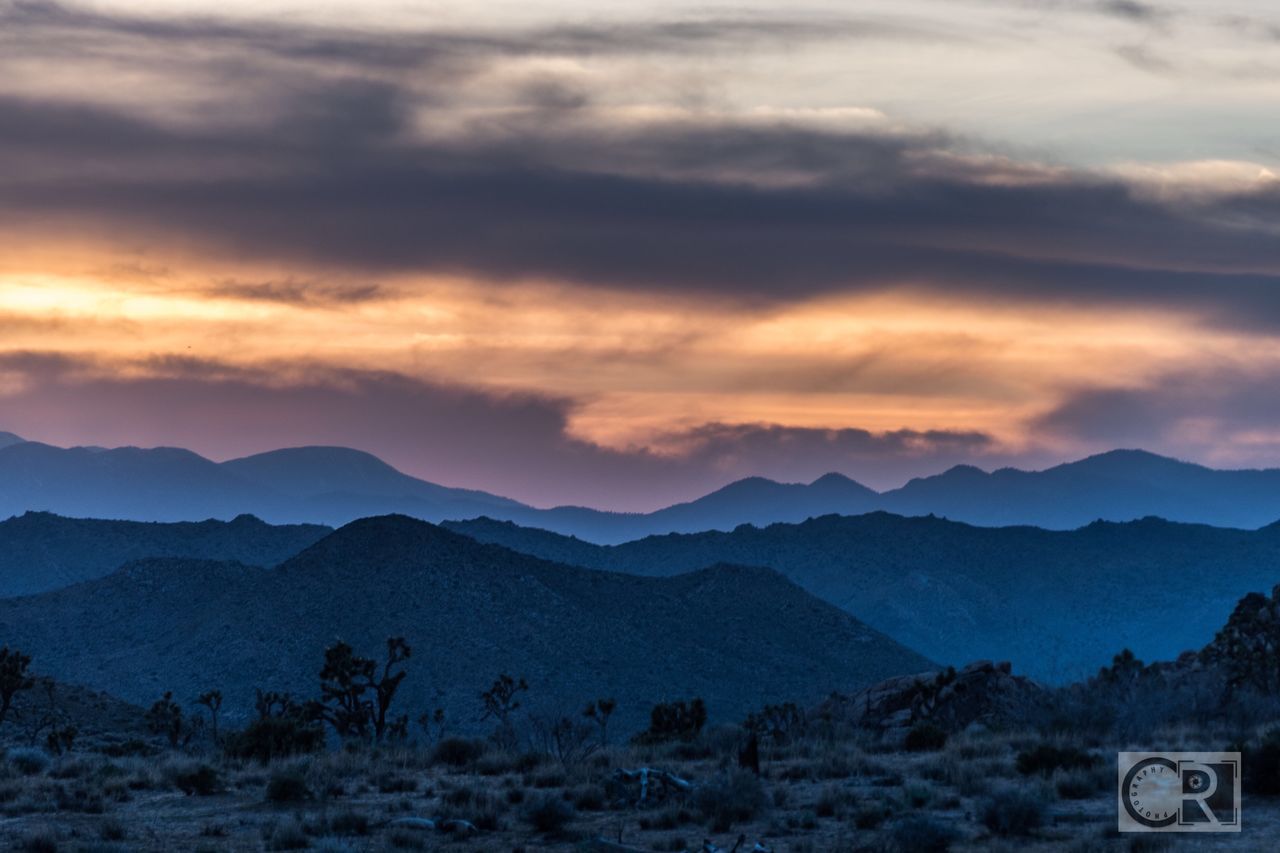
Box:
[206,279,388,306]
[1033,367,1280,449]
[2,1,1279,329]
[0,1,944,69]
[0,354,1002,508]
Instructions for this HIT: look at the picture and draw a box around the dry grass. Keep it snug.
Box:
[0,726,1274,851]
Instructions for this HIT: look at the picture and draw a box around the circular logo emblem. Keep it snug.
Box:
[1123,757,1179,828]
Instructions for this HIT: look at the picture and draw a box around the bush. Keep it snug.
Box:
[980,787,1043,837]
[170,763,221,796]
[9,748,50,776]
[265,769,311,803]
[524,794,575,834]
[266,819,309,851]
[329,809,370,836]
[98,818,126,841]
[311,840,357,853]
[431,737,485,768]
[886,815,958,852]
[1055,768,1098,800]
[223,716,324,764]
[1234,729,1280,796]
[904,721,948,752]
[636,698,707,743]
[1016,743,1096,777]
[695,769,765,832]
[855,800,892,829]
[573,783,607,811]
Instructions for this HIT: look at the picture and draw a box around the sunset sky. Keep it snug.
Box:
[3,0,1280,509]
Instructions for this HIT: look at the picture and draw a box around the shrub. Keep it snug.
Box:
[374,772,417,794]
[636,698,707,744]
[311,840,357,853]
[170,762,221,796]
[431,737,485,767]
[1016,743,1096,777]
[855,801,892,829]
[904,721,948,753]
[265,769,311,803]
[18,831,58,853]
[329,809,370,836]
[1234,729,1280,796]
[98,818,127,841]
[695,769,765,832]
[388,829,427,849]
[980,787,1044,837]
[572,783,607,811]
[524,793,575,834]
[1055,768,1098,800]
[99,739,154,758]
[266,819,309,851]
[9,747,50,775]
[224,716,324,764]
[886,815,957,852]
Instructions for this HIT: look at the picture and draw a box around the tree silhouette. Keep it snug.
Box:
[317,637,412,742]
[146,691,186,747]
[197,690,223,742]
[480,674,528,749]
[0,646,34,727]
[583,698,617,748]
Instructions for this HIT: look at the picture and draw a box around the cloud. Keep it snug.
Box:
[0,354,1007,507]
[1032,365,1280,466]
[1114,43,1176,73]
[205,279,388,306]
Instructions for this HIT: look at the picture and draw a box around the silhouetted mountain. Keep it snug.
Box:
[444,512,1280,681]
[0,441,527,527]
[0,431,24,449]
[7,435,1280,540]
[0,516,933,732]
[878,449,1280,530]
[0,442,278,522]
[0,512,330,597]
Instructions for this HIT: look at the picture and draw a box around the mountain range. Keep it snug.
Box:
[0,515,934,732]
[445,512,1280,682]
[5,432,1280,542]
[0,511,329,597]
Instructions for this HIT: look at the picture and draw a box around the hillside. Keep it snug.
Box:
[0,512,330,597]
[0,516,934,733]
[445,512,1280,681]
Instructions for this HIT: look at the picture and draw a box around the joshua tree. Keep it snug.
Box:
[197,690,223,742]
[418,707,447,744]
[371,637,412,741]
[146,691,186,747]
[317,637,413,742]
[0,646,35,727]
[583,698,617,748]
[481,674,528,749]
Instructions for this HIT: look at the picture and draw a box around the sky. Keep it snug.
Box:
[1,0,1280,510]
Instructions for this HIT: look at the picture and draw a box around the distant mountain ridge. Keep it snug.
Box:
[444,511,1280,682]
[0,515,934,732]
[4,435,1280,541]
[0,512,330,597]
